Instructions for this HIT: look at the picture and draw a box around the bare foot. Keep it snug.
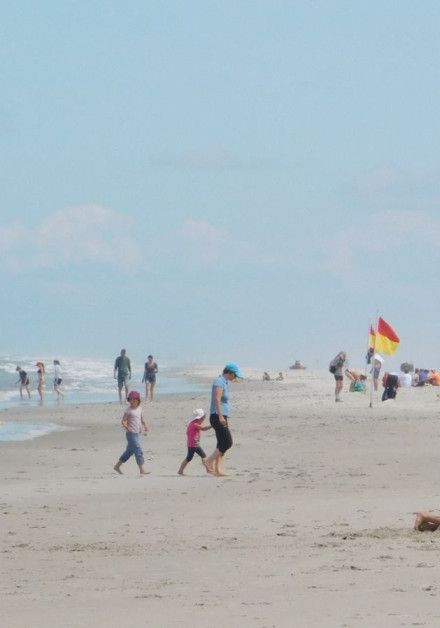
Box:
[114,465,123,475]
[178,470,184,475]
[216,472,228,477]
[414,512,423,531]
[140,470,151,476]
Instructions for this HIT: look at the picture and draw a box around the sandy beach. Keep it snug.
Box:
[2,368,440,627]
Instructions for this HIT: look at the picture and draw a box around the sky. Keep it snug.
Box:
[1,1,440,369]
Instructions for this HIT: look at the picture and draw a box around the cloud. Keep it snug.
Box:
[303,209,440,278]
[176,219,284,269]
[355,166,403,196]
[175,209,440,281]
[0,205,143,273]
[150,146,275,171]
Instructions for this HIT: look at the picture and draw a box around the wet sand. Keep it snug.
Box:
[2,369,440,627]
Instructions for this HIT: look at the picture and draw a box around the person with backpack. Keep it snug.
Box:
[329,351,347,402]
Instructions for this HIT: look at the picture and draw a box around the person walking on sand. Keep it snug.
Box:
[205,363,242,477]
[142,355,158,402]
[15,366,31,399]
[177,409,212,475]
[114,348,131,404]
[53,360,64,400]
[114,390,149,476]
[36,362,45,402]
[329,351,347,402]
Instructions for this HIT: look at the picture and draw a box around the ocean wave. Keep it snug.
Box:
[0,421,70,442]
[0,355,205,409]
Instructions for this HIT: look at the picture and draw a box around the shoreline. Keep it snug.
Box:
[0,368,210,415]
[2,368,440,627]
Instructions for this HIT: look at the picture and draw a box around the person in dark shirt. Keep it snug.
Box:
[114,349,132,404]
[16,366,31,400]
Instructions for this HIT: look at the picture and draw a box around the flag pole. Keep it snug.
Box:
[365,320,372,379]
[369,312,379,408]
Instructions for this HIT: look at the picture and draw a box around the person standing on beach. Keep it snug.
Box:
[371,354,384,391]
[15,366,31,399]
[36,362,45,402]
[142,355,158,402]
[114,390,149,475]
[53,360,64,400]
[329,351,347,402]
[114,349,131,404]
[205,363,242,477]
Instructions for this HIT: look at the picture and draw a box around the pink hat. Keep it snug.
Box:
[127,390,141,401]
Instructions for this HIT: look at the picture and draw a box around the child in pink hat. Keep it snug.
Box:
[114,390,149,475]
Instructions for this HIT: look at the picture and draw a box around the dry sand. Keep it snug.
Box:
[2,368,440,627]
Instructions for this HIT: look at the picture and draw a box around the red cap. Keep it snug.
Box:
[127,390,141,401]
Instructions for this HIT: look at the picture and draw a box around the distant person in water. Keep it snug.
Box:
[142,355,158,402]
[36,362,45,402]
[53,360,64,400]
[205,363,242,477]
[262,372,271,381]
[276,372,284,381]
[16,366,30,399]
[114,349,131,404]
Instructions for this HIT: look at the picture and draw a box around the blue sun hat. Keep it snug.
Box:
[224,362,243,378]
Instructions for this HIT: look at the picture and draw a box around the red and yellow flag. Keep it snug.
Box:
[374,317,400,355]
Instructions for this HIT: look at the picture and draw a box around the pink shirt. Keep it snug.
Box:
[186,419,201,447]
[124,406,143,433]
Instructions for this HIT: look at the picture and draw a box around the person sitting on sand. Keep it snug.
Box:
[16,366,31,399]
[177,409,212,475]
[345,368,363,382]
[398,370,412,388]
[262,372,271,381]
[276,372,284,381]
[382,373,399,401]
[290,360,306,370]
[427,370,440,386]
[414,512,440,531]
[345,369,367,392]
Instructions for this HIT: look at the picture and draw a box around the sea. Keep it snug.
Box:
[0,355,207,441]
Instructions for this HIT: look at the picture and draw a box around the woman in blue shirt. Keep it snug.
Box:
[205,362,242,476]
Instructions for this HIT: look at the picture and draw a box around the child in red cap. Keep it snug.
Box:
[114,390,149,475]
